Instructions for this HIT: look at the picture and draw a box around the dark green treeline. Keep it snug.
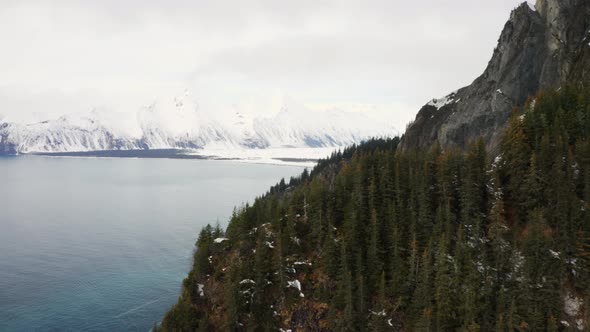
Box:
[158,86,590,331]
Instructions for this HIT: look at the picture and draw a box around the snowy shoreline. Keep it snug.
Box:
[15,146,342,167]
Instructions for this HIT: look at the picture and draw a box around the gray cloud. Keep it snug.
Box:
[0,0,529,124]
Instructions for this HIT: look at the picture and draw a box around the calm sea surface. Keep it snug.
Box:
[0,156,303,331]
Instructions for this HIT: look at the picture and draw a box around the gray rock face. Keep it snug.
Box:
[400,0,590,152]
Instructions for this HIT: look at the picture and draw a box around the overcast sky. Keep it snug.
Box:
[0,0,531,125]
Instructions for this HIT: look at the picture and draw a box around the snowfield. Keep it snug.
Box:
[187,147,342,167]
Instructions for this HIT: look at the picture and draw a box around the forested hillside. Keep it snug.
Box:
[158,86,590,331]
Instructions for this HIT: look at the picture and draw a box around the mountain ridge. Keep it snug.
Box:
[400,0,590,152]
[0,94,397,155]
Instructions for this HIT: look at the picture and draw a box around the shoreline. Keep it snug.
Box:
[4,148,322,167]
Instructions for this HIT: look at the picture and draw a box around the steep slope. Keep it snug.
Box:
[400,0,590,152]
[157,1,590,329]
[252,98,393,149]
[0,113,145,154]
[158,87,590,331]
[137,94,231,150]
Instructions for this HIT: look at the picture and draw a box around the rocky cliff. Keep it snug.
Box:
[400,0,590,152]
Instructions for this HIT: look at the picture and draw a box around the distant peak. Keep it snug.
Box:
[276,95,308,115]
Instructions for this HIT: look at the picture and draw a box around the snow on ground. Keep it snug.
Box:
[549,249,560,259]
[240,279,255,285]
[286,280,304,297]
[293,261,312,266]
[184,146,342,167]
[564,293,583,317]
[287,280,301,290]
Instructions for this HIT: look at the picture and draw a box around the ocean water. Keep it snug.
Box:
[0,156,303,331]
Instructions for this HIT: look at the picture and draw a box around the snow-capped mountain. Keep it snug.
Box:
[0,93,397,155]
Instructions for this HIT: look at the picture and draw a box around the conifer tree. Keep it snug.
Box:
[369,272,389,332]
[224,264,241,331]
[366,208,381,293]
[434,234,454,330]
[411,247,433,328]
[160,88,590,331]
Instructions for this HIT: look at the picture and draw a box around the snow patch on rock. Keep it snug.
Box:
[427,91,458,110]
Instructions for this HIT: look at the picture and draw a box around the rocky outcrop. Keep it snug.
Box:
[0,123,17,154]
[400,0,590,152]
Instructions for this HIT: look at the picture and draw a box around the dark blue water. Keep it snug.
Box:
[0,156,303,331]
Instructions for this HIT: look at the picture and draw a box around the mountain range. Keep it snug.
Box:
[0,93,396,155]
[3,1,589,158]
